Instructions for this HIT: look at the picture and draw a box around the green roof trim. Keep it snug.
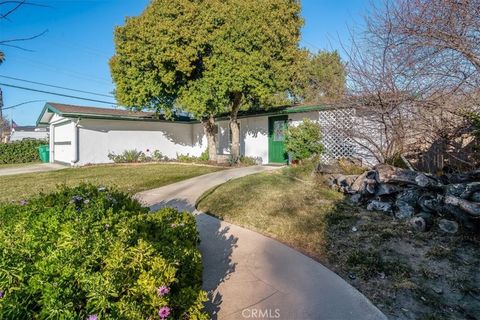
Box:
[37,103,345,126]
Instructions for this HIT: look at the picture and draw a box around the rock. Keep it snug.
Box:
[396,188,421,206]
[365,178,377,194]
[395,200,416,219]
[350,171,369,193]
[374,164,419,185]
[375,183,403,196]
[418,194,442,213]
[459,182,480,199]
[349,194,362,204]
[367,200,392,212]
[438,219,459,234]
[471,191,480,202]
[337,175,358,188]
[409,213,433,232]
[444,195,480,217]
[415,173,434,187]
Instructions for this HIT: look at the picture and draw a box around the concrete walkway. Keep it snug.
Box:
[135,166,387,320]
[0,163,66,177]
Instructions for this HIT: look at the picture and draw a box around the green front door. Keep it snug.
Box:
[268,115,288,163]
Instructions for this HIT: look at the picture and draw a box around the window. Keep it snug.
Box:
[273,120,285,141]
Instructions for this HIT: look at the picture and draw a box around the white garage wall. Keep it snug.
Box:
[77,119,207,165]
[53,120,74,164]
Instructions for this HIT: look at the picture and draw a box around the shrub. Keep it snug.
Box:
[198,149,209,162]
[108,149,144,163]
[152,150,168,162]
[0,184,208,319]
[285,118,324,161]
[0,139,46,164]
[176,153,210,163]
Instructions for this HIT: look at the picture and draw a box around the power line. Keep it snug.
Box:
[8,55,113,85]
[0,75,114,98]
[0,82,118,105]
[2,100,45,111]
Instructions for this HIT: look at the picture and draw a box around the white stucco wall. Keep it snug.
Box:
[76,119,207,165]
[240,116,269,163]
[215,113,320,164]
[45,110,326,166]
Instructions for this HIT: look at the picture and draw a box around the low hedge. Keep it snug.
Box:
[0,139,47,164]
[0,184,208,319]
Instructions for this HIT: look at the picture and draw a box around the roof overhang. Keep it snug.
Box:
[36,103,195,126]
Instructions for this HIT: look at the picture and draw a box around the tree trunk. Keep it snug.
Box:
[202,116,218,162]
[229,92,242,161]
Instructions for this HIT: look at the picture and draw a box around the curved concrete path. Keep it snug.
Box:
[135,166,387,320]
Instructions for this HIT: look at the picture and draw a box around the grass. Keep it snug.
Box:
[197,164,343,260]
[0,163,222,203]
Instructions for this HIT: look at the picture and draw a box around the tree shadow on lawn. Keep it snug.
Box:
[149,199,238,320]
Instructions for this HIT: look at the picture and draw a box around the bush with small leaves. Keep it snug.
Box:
[0,139,47,164]
[285,118,324,162]
[0,184,208,319]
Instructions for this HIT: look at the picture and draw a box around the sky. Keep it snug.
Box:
[0,0,373,125]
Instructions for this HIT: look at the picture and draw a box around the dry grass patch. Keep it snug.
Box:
[197,167,343,260]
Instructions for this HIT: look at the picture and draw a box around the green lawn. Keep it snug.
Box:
[1,163,222,203]
[197,165,343,260]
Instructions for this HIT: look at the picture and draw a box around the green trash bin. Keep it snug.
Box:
[37,144,50,163]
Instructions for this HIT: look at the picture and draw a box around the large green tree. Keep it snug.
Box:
[296,50,346,103]
[110,0,303,161]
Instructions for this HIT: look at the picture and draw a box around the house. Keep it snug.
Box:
[9,126,49,142]
[36,102,358,166]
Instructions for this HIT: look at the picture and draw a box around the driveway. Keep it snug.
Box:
[136,166,387,320]
[0,163,66,177]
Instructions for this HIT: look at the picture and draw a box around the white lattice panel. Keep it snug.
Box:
[318,108,356,162]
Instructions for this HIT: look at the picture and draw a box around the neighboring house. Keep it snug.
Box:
[36,102,358,166]
[9,126,49,142]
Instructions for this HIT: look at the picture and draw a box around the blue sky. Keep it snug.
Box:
[0,0,372,125]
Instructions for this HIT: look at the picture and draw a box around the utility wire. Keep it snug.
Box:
[0,75,114,98]
[2,100,45,111]
[0,82,118,105]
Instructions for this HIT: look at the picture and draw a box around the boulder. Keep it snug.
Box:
[376,183,403,196]
[367,200,392,212]
[438,219,459,234]
[409,213,433,232]
[396,188,422,206]
[395,200,416,219]
[471,191,480,202]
